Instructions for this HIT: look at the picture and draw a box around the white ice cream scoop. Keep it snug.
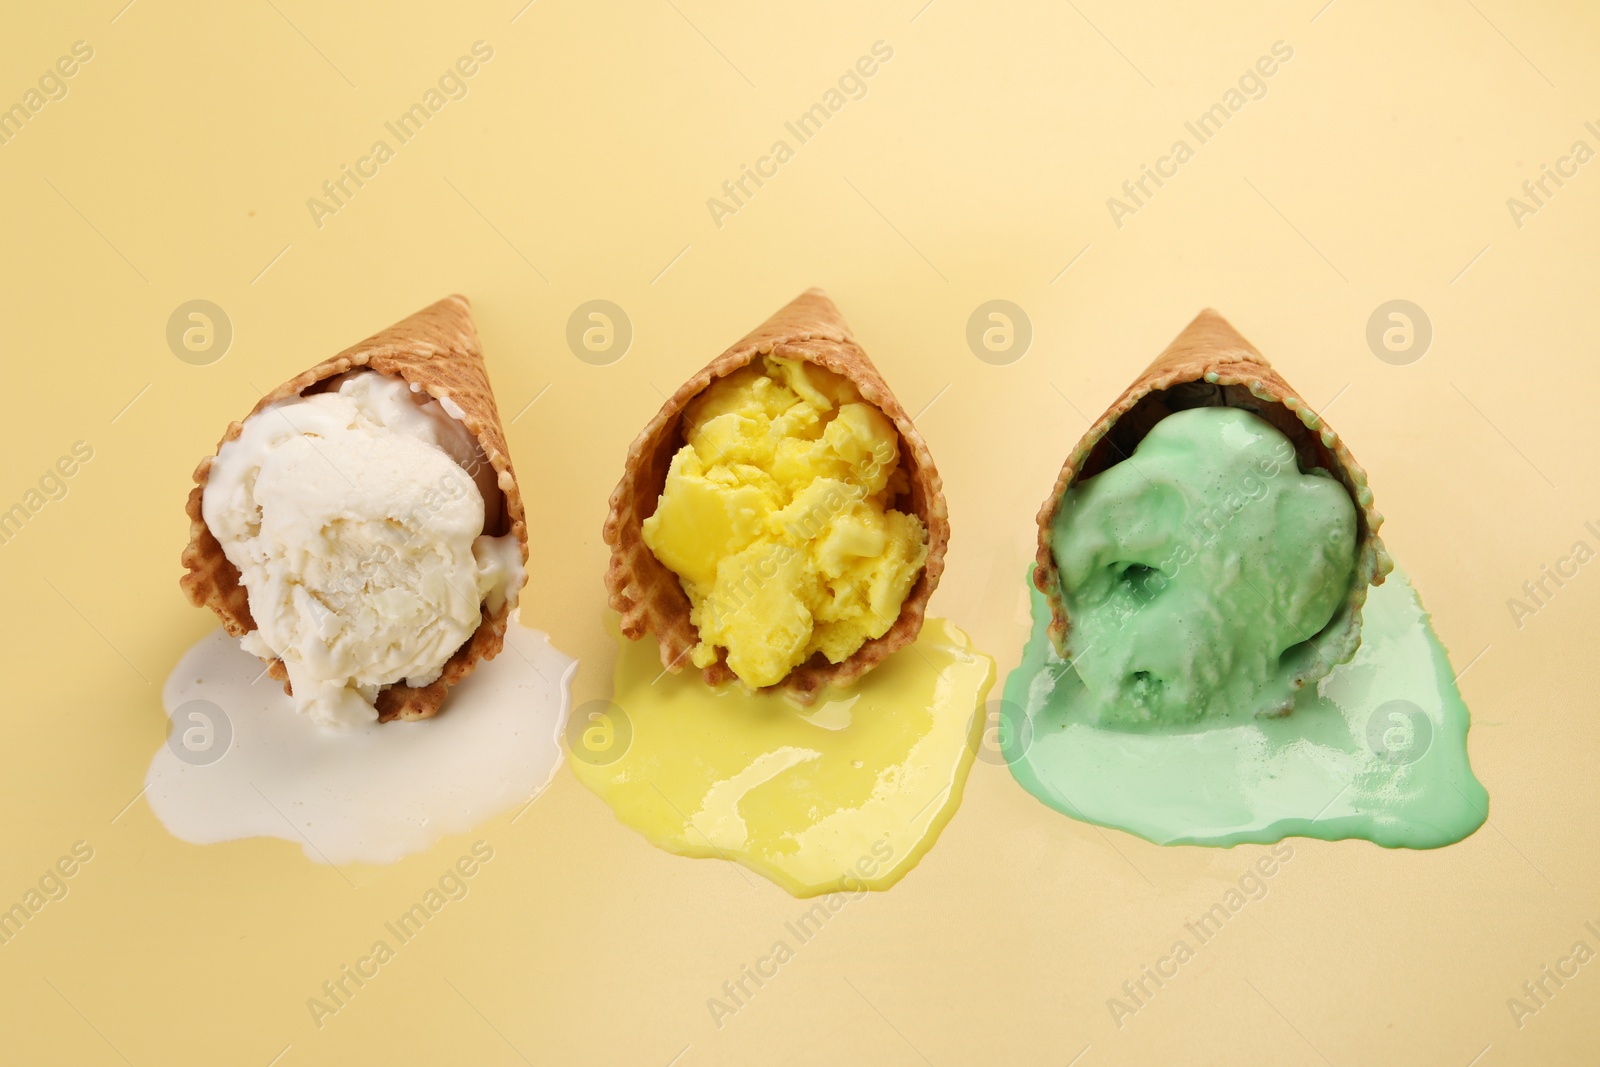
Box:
[202,371,524,726]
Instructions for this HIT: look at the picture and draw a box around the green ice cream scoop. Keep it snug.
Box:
[1050,406,1357,726]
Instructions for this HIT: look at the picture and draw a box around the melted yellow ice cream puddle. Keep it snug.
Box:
[570,617,993,897]
[641,356,928,688]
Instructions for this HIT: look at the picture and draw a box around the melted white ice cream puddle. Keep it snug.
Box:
[147,616,574,865]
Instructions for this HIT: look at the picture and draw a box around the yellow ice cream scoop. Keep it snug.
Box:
[603,288,949,701]
[643,356,928,688]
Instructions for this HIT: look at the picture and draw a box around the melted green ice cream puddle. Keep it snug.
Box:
[1050,406,1358,725]
[1013,407,1485,847]
[1002,566,1488,847]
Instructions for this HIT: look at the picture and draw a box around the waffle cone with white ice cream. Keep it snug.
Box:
[604,288,948,702]
[180,295,528,725]
[1033,309,1393,722]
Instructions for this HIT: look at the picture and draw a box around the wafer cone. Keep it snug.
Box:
[1033,309,1392,698]
[179,295,528,722]
[603,288,948,702]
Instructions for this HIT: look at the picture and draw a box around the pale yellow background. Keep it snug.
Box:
[1,1,1595,1063]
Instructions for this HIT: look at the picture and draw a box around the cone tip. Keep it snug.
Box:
[1169,307,1261,362]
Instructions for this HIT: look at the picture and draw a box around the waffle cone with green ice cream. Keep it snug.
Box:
[1034,309,1393,725]
[604,289,948,701]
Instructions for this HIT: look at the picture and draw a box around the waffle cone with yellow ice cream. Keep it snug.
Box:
[604,288,948,702]
[1033,309,1393,720]
[180,295,529,725]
